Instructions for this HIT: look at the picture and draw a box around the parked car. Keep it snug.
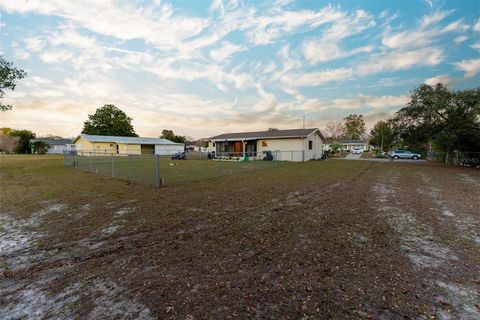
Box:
[390,150,421,160]
[352,147,362,154]
[171,151,186,160]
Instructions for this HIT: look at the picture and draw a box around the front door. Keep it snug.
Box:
[234,142,243,155]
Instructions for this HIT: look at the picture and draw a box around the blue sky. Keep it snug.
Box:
[1,0,479,138]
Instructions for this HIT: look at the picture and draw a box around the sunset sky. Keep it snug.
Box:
[1,0,479,139]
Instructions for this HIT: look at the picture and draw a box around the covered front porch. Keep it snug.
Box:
[214,140,258,158]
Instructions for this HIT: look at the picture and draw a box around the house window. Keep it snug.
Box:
[308,140,313,150]
[262,141,268,147]
[213,142,215,147]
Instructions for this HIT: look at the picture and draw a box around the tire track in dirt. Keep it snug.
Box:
[417,172,480,246]
[371,167,480,319]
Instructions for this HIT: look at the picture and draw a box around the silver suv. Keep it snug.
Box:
[390,150,421,160]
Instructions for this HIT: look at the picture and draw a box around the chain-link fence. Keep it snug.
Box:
[64,150,306,187]
[426,151,480,167]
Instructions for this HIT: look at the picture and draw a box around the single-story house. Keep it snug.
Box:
[186,145,209,152]
[30,138,75,154]
[337,140,370,152]
[208,128,324,162]
[73,134,184,156]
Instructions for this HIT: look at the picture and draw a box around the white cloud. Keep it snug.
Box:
[146,59,251,91]
[40,50,74,63]
[209,41,246,61]
[329,95,408,110]
[48,27,97,49]
[454,59,480,78]
[471,43,480,51]
[1,0,208,51]
[424,75,455,86]
[276,94,408,114]
[246,5,344,45]
[281,68,353,87]
[454,35,468,44]
[382,10,461,50]
[473,19,480,32]
[355,47,443,76]
[303,41,373,64]
[31,76,53,84]
[24,37,46,52]
[14,48,30,59]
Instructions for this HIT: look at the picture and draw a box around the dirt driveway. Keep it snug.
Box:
[1,156,479,319]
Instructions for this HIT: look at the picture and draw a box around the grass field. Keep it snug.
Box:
[65,154,289,186]
[1,155,479,319]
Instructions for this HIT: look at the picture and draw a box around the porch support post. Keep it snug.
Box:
[242,139,245,159]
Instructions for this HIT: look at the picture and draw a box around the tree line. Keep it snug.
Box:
[323,84,480,157]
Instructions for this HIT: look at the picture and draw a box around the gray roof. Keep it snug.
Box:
[31,138,73,145]
[74,134,182,145]
[209,128,324,141]
[338,139,368,144]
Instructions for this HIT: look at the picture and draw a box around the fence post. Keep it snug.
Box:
[127,154,131,181]
[90,152,93,171]
[111,153,115,177]
[155,154,161,188]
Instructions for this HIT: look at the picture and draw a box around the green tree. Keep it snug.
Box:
[392,83,480,160]
[343,114,366,140]
[0,127,14,135]
[11,129,35,153]
[160,129,186,143]
[330,143,341,154]
[0,56,27,111]
[82,104,138,137]
[31,140,49,154]
[369,120,393,151]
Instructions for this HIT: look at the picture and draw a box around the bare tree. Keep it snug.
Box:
[0,133,20,153]
[324,121,345,140]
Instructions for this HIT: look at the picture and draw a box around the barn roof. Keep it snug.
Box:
[74,134,183,145]
[209,128,324,141]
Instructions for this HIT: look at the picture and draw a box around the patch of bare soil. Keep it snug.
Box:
[1,157,479,319]
[370,165,480,319]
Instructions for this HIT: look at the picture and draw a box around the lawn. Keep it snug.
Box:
[1,155,479,319]
[65,154,290,186]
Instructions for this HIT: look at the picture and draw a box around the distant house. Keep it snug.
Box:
[208,128,324,162]
[186,145,208,152]
[338,140,370,152]
[73,134,184,156]
[30,138,75,154]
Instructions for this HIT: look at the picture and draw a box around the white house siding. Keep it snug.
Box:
[46,145,67,154]
[299,132,322,160]
[208,141,215,152]
[155,144,184,155]
[256,138,304,161]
